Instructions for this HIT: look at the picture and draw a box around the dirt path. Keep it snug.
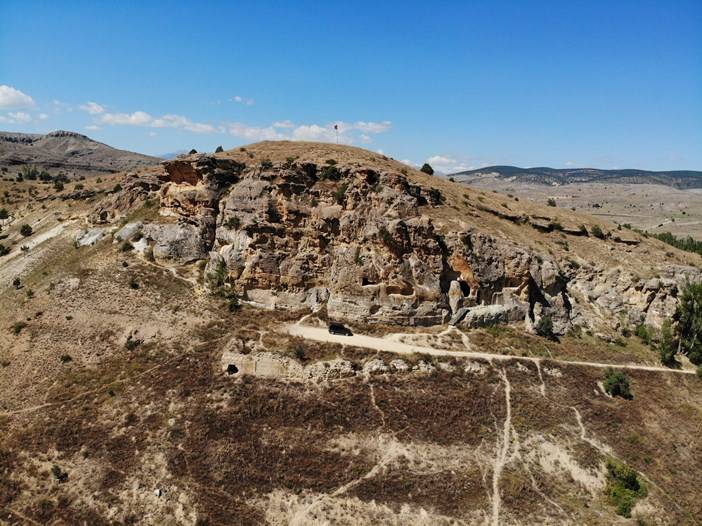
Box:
[0,222,75,286]
[490,369,512,526]
[287,324,697,375]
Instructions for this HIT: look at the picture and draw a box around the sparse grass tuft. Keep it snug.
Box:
[11,321,28,335]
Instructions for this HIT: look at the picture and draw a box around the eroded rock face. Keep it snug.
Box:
[121,153,699,335]
[89,173,160,224]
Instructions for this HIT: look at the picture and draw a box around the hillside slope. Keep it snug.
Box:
[452,165,702,189]
[1,141,701,525]
[0,130,160,178]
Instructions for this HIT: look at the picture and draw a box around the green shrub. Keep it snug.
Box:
[697,366,702,381]
[11,321,27,335]
[283,156,298,169]
[51,464,68,483]
[53,181,64,192]
[320,164,340,180]
[260,159,273,170]
[0,208,8,219]
[603,368,632,399]
[676,281,702,365]
[21,165,39,180]
[206,259,228,294]
[215,145,224,153]
[112,184,122,193]
[333,183,349,204]
[20,224,33,236]
[59,354,72,363]
[634,324,652,345]
[379,227,401,256]
[658,320,678,367]
[547,198,557,207]
[225,293,240,312]
[426,187,443,205]
[120,241,134,252]
[125,335,142,350]
[0,244,9,256]
[420,163,434,175]
[535,315,555,339]
[605,459,647,517]
[294,345,306,362]
[224,216,240,229]
[591,225,606,239]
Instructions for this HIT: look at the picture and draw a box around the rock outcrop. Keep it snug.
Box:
[92,145,701,336]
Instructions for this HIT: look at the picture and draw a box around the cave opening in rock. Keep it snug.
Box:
[458,280,471,296]
[226,364,239,375]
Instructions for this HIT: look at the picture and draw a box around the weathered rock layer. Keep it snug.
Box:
[96,148,700,335]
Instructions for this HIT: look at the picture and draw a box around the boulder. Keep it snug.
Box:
[114,222,143,242]
[144,223,207,264]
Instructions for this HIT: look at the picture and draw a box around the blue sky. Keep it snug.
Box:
[1,0,700,171]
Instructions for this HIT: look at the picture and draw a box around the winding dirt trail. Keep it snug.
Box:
[490,369,513,526]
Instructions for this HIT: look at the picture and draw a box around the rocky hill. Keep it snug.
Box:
[1,141,702,525]
[89,141,700,338]
[0,130,160,178]
[452,165,702,189]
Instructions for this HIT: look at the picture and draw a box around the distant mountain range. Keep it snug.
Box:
[0,130,161,177]
[451,165,702,189]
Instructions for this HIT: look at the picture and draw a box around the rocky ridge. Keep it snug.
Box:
[91,141,702,337]
[0,130,160,177]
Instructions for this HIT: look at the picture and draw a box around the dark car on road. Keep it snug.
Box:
[328,322,353,336]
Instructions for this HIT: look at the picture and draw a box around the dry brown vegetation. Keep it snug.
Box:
[1,143,702,524]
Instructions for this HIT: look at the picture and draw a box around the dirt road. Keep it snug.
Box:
[287,324,697,375]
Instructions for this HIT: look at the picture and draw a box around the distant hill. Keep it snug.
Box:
[451,165,702,189]
[0,130,160,178]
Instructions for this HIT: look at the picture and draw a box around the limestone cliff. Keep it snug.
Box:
[94,141,702,336]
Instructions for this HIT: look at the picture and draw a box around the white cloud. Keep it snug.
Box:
[38,113,48,120]
[291,124,343,143]
[273,120,295,129]
[400,159,417,167]
[101,110,153,126]
[51,99,73,113]
[94,104,391,145]
[79,101,106,114]
[232,95,255,106]
[288,121,392,145]
[0,111,33,124]
[425,155,472,174]
[8,111,32,123]
[151,114,216,133]
[85,124,101,131]
[149,131,157,137]
[225,122,284,141]
[351,121,392,134]
[0,85,35,109]
[99,110,215,134]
